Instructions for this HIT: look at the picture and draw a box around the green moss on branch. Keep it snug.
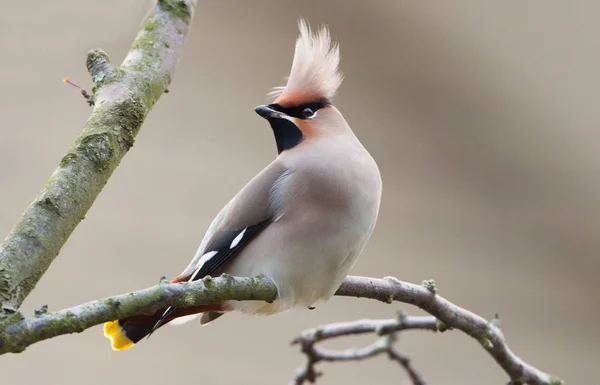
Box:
[0,275,277,354]
[158,0,192,24]
[0,0,197,313]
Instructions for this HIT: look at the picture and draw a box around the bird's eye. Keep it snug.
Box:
[302,107,315,118]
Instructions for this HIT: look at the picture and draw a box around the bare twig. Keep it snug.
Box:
[386,335,427,385]
[291,314,435,385]
[0,0,197,315]
[292,314,438,341]
[63,78,95,106]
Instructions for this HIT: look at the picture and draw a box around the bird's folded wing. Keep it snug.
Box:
[172,160,289,283]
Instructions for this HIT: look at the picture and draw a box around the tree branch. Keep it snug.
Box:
[290,314,434,385]
[0,0,197,314]
[336,277,563,385]
[0,275,275,354]
[0,275,562,385]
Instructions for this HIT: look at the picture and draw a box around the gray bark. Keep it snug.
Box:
[0,0,197,313]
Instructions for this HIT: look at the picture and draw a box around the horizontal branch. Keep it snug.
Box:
[0,274,561,385]
[292,315,438,342]
[0,275,275,354]
[0,0,197,313]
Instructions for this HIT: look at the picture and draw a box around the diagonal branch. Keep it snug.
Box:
[0,274,562,385]
[0,0,197,314]
[336,277,563,385]
[386,338,428,385]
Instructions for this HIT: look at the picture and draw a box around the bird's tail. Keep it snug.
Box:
[103,304,225,351]
[103,317,152,351]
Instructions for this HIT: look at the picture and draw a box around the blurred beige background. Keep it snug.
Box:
[1,1,597,383]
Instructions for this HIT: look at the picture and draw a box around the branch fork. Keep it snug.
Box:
[290,314,436,385]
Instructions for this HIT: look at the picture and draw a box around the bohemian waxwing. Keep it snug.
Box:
[104,19,382,351]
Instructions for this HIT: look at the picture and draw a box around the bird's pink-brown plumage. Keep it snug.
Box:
[104,20,382,351]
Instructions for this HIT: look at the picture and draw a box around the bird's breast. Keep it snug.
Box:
[228,140,381,315]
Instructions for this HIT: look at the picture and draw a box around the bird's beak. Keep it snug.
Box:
[254,105,284,120]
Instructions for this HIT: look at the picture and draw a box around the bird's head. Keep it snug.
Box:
[255,20,346,154]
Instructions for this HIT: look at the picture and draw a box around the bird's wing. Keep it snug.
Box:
[171,160,287,283]
[150,160,289,334]
[173,159,289,283]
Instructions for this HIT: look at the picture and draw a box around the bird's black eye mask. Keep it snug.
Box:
[268,99,331,120]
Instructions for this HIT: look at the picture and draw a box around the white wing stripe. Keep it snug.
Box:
[230,228,247,249]
[189,250,218,282]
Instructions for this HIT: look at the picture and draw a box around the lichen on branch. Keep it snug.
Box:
[0,274,562,385]
[0,275,275,354]
[0,0,197,314]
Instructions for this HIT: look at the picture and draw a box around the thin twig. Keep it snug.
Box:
[385,334,428,385]
[63,78,95,106]
[291,314,434,385]
[292,314,438,342]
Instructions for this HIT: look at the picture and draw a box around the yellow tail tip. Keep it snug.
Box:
[103,320,134,351]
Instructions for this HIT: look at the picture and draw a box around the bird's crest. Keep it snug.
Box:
[269,20,343,103]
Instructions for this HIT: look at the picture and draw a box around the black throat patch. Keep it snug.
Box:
[265,99,330,154]
[268,118,304,154]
